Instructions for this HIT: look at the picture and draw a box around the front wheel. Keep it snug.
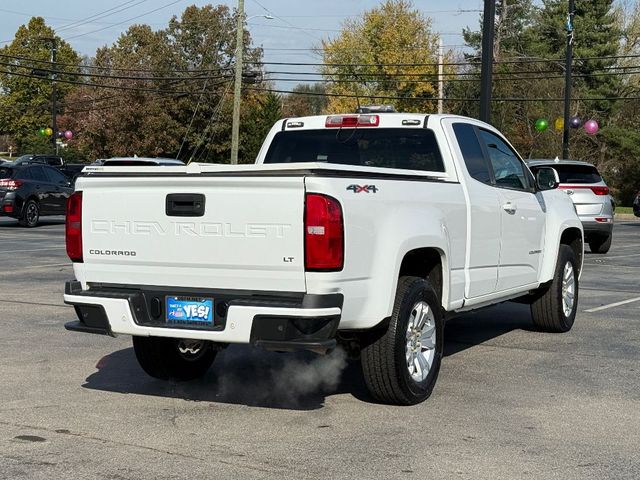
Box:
[132,336,217,381]
[361,276,444,405]
[530,245,579,333]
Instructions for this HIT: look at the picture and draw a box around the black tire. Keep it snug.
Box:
[531,245,579,333]
[18,199,39,227]
[588,233,612,254]
[361,276,444,405]
[132,336,217,381]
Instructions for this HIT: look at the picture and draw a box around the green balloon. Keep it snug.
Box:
[38,127,46,136]
[534,118,549,132]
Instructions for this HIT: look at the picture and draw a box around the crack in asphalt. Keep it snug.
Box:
[0,420,288,476]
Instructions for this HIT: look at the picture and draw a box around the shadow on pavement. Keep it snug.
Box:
[82,303,534,409]
[0,217,65,228]
[444,302,535,357]
[83,344,370,410]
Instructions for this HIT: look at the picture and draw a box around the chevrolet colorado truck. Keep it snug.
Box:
[63,113,583,405]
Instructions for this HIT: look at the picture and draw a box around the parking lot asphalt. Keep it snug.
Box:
[0,216,638,480]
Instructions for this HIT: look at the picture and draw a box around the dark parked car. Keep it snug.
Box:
[13,154,87,183]
[0,163,73,227]
[634,191,640,217]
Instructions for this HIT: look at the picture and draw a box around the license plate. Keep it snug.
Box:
[166,296,214,326]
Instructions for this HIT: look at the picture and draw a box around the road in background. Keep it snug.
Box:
[0,216,638,479]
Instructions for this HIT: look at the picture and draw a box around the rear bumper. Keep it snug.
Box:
[580,218,613,239]
[63,281,342,353]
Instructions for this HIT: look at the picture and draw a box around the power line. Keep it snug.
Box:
[55,1,147,33]
[63,0,186,41]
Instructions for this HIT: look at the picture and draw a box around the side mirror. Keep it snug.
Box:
[535,167,559,191]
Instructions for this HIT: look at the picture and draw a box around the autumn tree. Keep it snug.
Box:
[0,17,81,153]
[283,83,328,117]
[321,0,447,113]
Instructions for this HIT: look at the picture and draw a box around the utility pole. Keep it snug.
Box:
[479,0,496,123]
[562,0,575,160]
[230,0,245,165]
[50,38,58,155]
[438,38,444,114]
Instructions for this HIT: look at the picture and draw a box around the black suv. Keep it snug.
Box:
[13,154,63,167]
[0,163,73,227]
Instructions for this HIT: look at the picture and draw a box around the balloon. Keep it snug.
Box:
[38,127,46,136]
[64,130,73,140]
[56,131,64,139]
[534,118,549,132]
[584,119,599,135]
[44,127,53,136]
[554,118,564,131]
[570,116,582,129]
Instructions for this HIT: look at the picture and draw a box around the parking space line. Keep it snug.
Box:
[22,263,70,269]
[584,253,640,260]
[584,296,640,313]
[0,247,65,253]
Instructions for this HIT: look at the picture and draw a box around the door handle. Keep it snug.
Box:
[502,202,517,214]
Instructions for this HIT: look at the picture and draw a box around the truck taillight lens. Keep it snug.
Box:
[305,193,343,271]
[66,191,83,263]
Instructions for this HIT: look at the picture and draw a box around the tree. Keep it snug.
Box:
[241,91,283,163]
[321,0,447,113]
[283,83,328,117]
[59,4,264,163]
[0,17,81,153]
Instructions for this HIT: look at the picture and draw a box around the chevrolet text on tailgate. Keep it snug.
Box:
[64,112,583,405]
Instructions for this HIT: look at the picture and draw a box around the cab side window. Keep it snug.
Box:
[478,130,530,191]
[452,123,492,185]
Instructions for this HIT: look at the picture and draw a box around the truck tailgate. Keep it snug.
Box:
[78,175,306,292]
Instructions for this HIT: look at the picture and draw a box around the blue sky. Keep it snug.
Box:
[0,0,485,87]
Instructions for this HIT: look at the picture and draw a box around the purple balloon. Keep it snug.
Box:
[584,120,599,135]
[64,130,73,140]
[570,116,582,129]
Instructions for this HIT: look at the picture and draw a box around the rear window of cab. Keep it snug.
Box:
[264,128,445,172]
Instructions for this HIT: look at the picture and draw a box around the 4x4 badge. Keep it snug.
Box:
[347,184,378,194]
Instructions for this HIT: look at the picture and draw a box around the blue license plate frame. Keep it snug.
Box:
[165,296,214,326]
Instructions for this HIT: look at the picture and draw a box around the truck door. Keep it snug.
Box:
[450,122,501,298]
[476,129,545,291]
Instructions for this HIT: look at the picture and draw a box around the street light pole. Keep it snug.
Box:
[51,38,58,155]
[562,0,575,160]
[230,4,273,165]
[479,0,496,123]
[230,0,245,165]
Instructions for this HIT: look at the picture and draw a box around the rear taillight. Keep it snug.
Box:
[559,185,609,195]
[66,191,83,263]
[0,179,23,190]
[305,193,344,271]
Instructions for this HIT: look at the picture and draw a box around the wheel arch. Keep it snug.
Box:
[560,227,584,277]
[397,247,448,308]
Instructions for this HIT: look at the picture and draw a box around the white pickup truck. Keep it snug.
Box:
[64,113,583,405]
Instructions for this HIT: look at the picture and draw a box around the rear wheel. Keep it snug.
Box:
[531,245,579,333]
[361,276,444,405]
[132,336,217,381]
[19,199,39,227]
[588,233,612,254]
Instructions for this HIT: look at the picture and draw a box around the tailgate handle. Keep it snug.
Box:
[166,193,205,217]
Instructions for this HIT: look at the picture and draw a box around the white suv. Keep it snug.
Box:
[527,159,613,253]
